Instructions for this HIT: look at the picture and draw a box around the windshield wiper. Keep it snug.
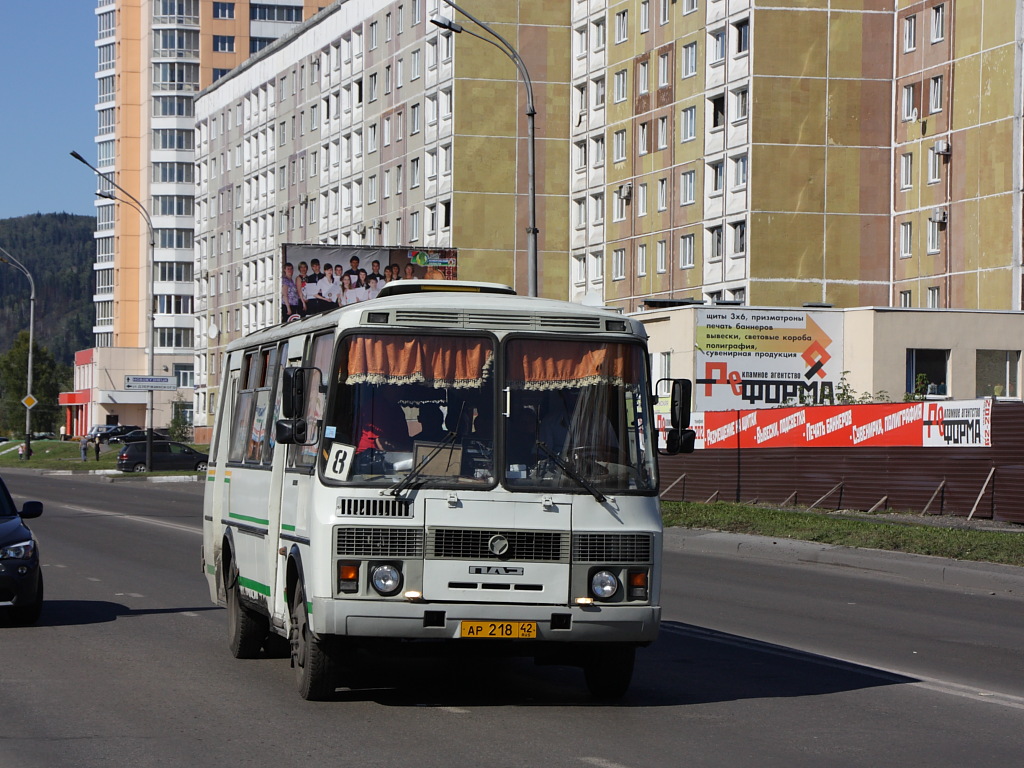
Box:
[536,441,606,503]
[386,430,460,497]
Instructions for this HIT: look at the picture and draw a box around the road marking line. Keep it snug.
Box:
[62,503,201,536]
[579,758,634,768]
[662,624,1024,710]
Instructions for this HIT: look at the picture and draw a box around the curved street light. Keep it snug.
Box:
[0,246,35,458]
[70,150,157,473]
[431,0,539,297]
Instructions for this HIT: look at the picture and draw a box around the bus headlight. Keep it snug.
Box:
[370,564,402,596]
[590,570,619,600]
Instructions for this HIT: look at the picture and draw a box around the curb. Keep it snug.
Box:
[664,527,1024,597]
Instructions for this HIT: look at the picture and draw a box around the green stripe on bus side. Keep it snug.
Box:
[205,564,216,574]
[238,576,271,596]
[307,601,313,614]
[229,512,270,525]
[281,524,296,532]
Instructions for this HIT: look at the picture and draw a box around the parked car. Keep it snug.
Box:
[108,429,169,445]
[0,475,44,625]
[95,425,141,444]
[116,441,208,473]
[31,432,56,440]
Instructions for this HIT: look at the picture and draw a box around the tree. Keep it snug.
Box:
[0,331,70,435]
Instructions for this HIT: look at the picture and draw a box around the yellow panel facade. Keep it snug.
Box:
[750,145,826,214]
[751,76,827,146]
[754,10,828,77]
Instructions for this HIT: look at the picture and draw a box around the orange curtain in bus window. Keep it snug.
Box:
[507,340,636,390]
[344,335,493,388]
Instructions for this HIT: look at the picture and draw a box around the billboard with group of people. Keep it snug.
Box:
[280,244,458,322]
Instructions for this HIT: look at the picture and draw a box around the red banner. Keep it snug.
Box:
[692,400,992,450]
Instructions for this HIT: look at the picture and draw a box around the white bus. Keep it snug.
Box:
[202,280,693,699]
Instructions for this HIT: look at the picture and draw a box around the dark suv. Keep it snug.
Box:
[0,475,44,625]
[116,441,208,473]
[98,425,142,444]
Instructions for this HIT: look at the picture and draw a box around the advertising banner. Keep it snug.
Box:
[683,399,992,450]
[280,244,458,322]
[694,308,844,411]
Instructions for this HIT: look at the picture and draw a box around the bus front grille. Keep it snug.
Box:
[428,529,569,563]
[572,533,653,563]
[335,526,424,557]
[335,497,411,518]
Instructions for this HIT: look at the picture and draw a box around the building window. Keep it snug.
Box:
[640,0,650,33]
[613,129,627,162]
[592,193,604,223]
[657,177,668,210]
[709,226,723,260]
[637,183,648,216]
[926,286,941,309]
[734,19,749,54]
[658,53,669,87]
[731,221,746,256]
[213,35,234,52]
[976,350,1020,398]
[709,160,724,194]
[592,76,606,108]
[681,42,697,78]
[680,106,696,141]
[929,75,943,113]
[684,0,698,14]
[928,147,941,183]
[612,248,626,280]
[614,69,627,102]
[902,84,916,121]
[638,61,649,94]
[900,152,913,189]
[575,198,587,229]
[656,240,667,273]
[615,10,628,43]
[680,170,695,205]
[679,233,694,268]
[900,221,913,258]
[710,94,726,129]
[927,218,941,253]
[637,243,647,276]
[900,290,912,307]
[613,192,627,222]
[592,18,606,50]
[903,14,916,52]
[710,29,725,63]
[638,121,649,155]
[931,4,945,43]
[590,250,603,281]
[733,155,748,189]
[659,0,669,25]
[656,116,668,149]
[733,88,748,122]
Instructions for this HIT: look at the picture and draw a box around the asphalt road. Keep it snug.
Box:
[2,469,1022,768]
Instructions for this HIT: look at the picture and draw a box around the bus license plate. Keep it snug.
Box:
[461,621,537,639]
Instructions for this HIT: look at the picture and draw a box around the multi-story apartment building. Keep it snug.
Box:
[191,0,573,434]
[61,0,319,436]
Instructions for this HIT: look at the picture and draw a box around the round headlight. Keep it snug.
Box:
[370,564,402,595]
[590,570,619,600]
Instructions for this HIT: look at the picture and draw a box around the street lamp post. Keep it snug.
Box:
[0,247,35,458]
[70,150,157,473]
[431,0,538,297]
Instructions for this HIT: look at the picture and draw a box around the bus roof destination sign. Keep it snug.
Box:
[125,375,177,391]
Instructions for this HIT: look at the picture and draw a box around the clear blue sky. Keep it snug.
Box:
[0,2,98,219]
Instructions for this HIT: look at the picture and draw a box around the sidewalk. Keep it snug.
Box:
[664,526,1024,598]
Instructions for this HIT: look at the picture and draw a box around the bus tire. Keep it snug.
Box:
[227,564,267,659]
[583,643,635,699]
[290,581,337,700]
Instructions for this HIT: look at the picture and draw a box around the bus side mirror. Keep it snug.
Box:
[281,367,307,419]
[670,379,693,430]
[659,427,696,456]
[275,418,308,445]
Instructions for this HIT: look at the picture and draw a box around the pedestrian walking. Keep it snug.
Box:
[94,438,101,461]
[80,435,88,461]
[18,444,25,461]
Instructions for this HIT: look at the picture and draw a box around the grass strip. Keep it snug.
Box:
[662,501,1024,568]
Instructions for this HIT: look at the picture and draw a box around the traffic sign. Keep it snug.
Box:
[125,375,178,391]
[21,394,37,409]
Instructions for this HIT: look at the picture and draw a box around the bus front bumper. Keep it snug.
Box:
[311,598,660,643]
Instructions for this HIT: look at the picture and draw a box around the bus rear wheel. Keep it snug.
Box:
[583,643,635,699]
[290,582,338,700]
[227,563,267,658]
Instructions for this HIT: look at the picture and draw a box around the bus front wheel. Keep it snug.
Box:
[290,582,338,700]
[226,563,267,659]
[583,643,635,699]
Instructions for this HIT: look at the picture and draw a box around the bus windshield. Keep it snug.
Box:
[324,332,497,486]
[504,338,657,494]
[322,332,656,494]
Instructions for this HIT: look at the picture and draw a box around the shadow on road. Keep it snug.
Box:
[275,619,917,708]
[0,600,221,628]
